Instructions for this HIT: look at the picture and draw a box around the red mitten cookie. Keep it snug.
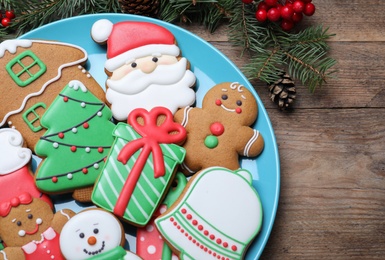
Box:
[0,128,52,208]
[174,82,264,175]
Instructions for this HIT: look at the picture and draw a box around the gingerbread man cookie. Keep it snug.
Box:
[174,82,264,175]
[0,193,75,260]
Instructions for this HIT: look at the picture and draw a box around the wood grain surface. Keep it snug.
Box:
[181,0,385,258]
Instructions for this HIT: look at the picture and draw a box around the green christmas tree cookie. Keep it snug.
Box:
[35,80,115,197]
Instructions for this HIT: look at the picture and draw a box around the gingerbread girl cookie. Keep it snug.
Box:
[0,193,75,260]
[174,82,264,175]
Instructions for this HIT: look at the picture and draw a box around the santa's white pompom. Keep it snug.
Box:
[91,19,113,43]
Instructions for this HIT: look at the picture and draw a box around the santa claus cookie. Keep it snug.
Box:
[0,128,52,208]
[0,193,75,260]
[174,82,264,175]
[60,208,142,260]
[91,19,196,121]
[155,167,263,260]
[0,39,106,152]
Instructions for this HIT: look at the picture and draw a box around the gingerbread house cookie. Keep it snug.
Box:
[0,39,106,151]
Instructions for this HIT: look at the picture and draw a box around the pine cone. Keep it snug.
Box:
[119,0,159,17]
[268,73,296,110]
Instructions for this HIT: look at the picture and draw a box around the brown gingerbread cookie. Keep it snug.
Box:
[174,82,264,175]
[0,39,106,152]
[0,193,75,260]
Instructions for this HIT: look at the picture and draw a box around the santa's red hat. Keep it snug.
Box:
[91,19,180,72]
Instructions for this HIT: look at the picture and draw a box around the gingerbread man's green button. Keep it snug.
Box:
[204,135,218,149]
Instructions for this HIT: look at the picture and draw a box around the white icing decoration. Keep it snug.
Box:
[97,111,102,117]
[155,167,262,259]
[59,209,123,259]
[85,147,91,153]
[0,250,8,260]
[67,173,73,180]
[91,19,114,43]
[60,210,71,220]
[0,40,89,127]
[18,230,26,237]
[78,65,82,69]
[181,106,192,127]
[69,80,88,93]
[106,58,196,121]
[53,142,59,148]
[146,224,154,232]
[105,44,180,72]
[81,102,86,107]
[8,121,12,125]
[244,130,259,157]
[36,218,43,225]
[220,104,236,113]
[0,39,32,57]
[94,163,99,169]
[147,245,156,254]
[229,82,244,92]
[0,128,32,174]
[72,128,77,133]
[81,69,86,73]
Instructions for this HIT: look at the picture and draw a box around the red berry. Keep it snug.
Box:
[5,10,15,19]
[257,1,270,11]
[255,9,268,22]
[281,19,294,31]
[292,1,305,13]
[267,7,281,22]
[1,18,11,27]
[264,0,278,7]
[303,2,315,16]
[292,12,303,23]
[275,3,283,13]
[281,5,294,20]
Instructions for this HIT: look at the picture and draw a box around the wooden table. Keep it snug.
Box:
[182,0,385,258]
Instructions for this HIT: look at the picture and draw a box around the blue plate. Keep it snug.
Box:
[20,13,280,259]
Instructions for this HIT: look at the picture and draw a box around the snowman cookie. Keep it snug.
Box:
[59,208,142,260]
[174,82,264,175]
[0,193,75,260]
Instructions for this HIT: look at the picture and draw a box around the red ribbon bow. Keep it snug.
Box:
[114,107,186,217]
[0,192,33,217]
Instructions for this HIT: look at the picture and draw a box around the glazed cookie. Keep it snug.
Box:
[155,167,263,260]
[0,39,106,151]
[0,128,52,208]
[0,193,75,260]
[174,82,264,175]
[91,19,196,121]
[92,107,186,226]
[34,80,115,202]
[60,208,142,260]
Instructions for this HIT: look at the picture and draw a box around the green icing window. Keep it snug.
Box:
[5,50,47,87]
[23,102,47,132]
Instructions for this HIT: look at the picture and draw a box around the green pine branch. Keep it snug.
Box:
[0,0,121,39]
[228,1,337,93]
[159,0,235,32]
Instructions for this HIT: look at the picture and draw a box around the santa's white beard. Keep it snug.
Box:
[106,57,196,121]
